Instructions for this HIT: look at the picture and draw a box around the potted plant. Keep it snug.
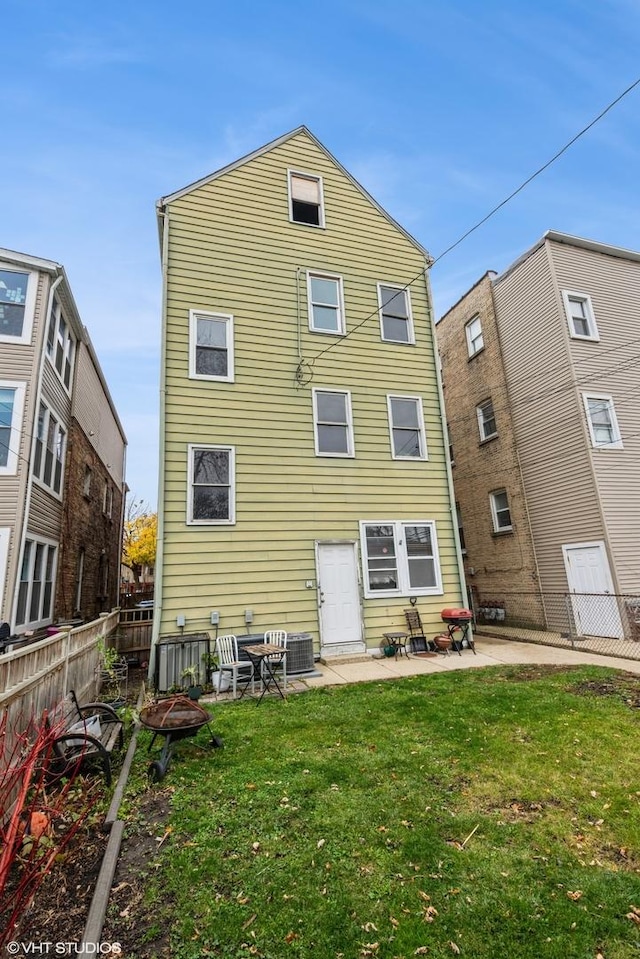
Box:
[202,651,231,693]
[181,663,204,701]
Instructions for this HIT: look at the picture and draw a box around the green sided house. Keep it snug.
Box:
[152,126,466,673]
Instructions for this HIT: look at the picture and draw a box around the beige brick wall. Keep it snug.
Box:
[437,274,544,627]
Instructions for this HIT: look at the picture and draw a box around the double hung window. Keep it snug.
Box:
[189,311,234,381]
[583,393,622,449]
[377,284,414,343]
[465,315,484,356]
[46,299,76,389]
[188,445,235,524]
[33,401,66,494]
[16,537,57,628]
[360,520,442,597]
[307,272,344,334]
[0,381,26,474]
[289,171,324,227]
[477,399,497,441]
[490,490,512,532]
[562,291,599,341]
[0,269,34,343]
[313,389,354,457]
[387,395,427,459]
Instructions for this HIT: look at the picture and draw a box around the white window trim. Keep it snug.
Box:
[188,310,235,382]
[31,399,66,498]
[562,290,600,342]
[306,271,345,335]
[0,266,37,346]
[0,380,27,475]
[490,489,513,532]
[376,282,415,345]
[14,534,58,631]
[287,168,325,228]
[582,392,623,450]
[465,314,484,357]
[312,388,355,458]
[386,394,428,461]
[45,300,76,393]
[359,519,443,599]
[477,399,497,442]
[187,443,236,525]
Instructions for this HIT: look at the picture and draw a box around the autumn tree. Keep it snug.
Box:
[121,499,157,584]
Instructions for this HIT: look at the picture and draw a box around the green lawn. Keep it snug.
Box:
[117,665,640,958]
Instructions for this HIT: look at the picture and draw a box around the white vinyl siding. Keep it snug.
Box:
[562,290,599,341]
[189,310,234,382]
[187,444,235,525]
[465,314,484,356]
[490,489,512,532]
[360,520,442,598]
[312,389,354,457]
[307,272,345,334]
[15,536,57,629]
[0,381,26,475]
[377,283,414,344]
[583,393,623,449]
[288,170,324,227]
[387,394,427,460]
[0,267,36,345]
[477,399,497,441]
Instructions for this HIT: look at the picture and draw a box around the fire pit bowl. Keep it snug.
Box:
[140,695,223,781]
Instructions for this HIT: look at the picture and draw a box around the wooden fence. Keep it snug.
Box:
[115,607,153,663]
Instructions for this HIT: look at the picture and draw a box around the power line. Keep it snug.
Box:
[301,74,640,374]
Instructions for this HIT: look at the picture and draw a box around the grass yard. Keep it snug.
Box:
[114,665,640,958]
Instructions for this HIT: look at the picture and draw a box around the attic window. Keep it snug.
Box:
[289,171,324,227]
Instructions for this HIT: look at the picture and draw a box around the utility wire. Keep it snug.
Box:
[301,74,640,373]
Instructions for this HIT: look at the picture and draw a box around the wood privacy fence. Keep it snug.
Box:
[0,611,120,753]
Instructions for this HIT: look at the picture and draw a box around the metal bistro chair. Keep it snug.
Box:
[263,629,288,692]
[404,608,434,654]
[215,634,254,699]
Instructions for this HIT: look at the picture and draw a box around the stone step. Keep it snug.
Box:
[319,653,374,666]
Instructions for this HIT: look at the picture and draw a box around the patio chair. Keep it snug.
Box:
[215,634,254,699]
[263,629,288,691]
[404,608,434,653]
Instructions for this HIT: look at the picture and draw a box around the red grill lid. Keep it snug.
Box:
[441,608,472,620]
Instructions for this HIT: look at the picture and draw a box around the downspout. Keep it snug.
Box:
[148,205,170,683]
[11,271,64,632]
[423,265,469,608]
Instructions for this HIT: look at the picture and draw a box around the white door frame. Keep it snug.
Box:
[562,540,623,639]
[315,539,365,656]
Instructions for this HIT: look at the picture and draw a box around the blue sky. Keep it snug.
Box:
[2,0,639,508]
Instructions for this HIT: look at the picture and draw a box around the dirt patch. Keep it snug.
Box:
[569,673,640,708]
[496,664,582,682]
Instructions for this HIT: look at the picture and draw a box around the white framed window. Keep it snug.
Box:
[288,170,324,227]
[0,267,36,344]
[377,284,414,344]
[477,398,497,441]
[0,381,26,475]
[15,536,57,629]
[465,314,484,356]
[189,310,234,382]
[490,490,512,532]
[360,520,442,598]
[562,290,599,341]
[307,272,345,334]
[312,389,354,457]
[188,444,235,525]
[32,400,66,495]
[46,298,76,389]
[582,393,623,449]
[387,395,427,460]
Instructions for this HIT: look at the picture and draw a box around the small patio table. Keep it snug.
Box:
[382,631,409,659]
[239,643,287,703]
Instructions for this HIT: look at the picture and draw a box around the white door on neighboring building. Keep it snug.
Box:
[316,542,365,657]
[562,541,623,639]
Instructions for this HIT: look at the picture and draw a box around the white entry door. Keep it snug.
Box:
[562,541,623,639]
[316,542,365,657]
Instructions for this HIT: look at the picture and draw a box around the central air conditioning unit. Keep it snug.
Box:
[155,633,211,692]
[285,632,315,674]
